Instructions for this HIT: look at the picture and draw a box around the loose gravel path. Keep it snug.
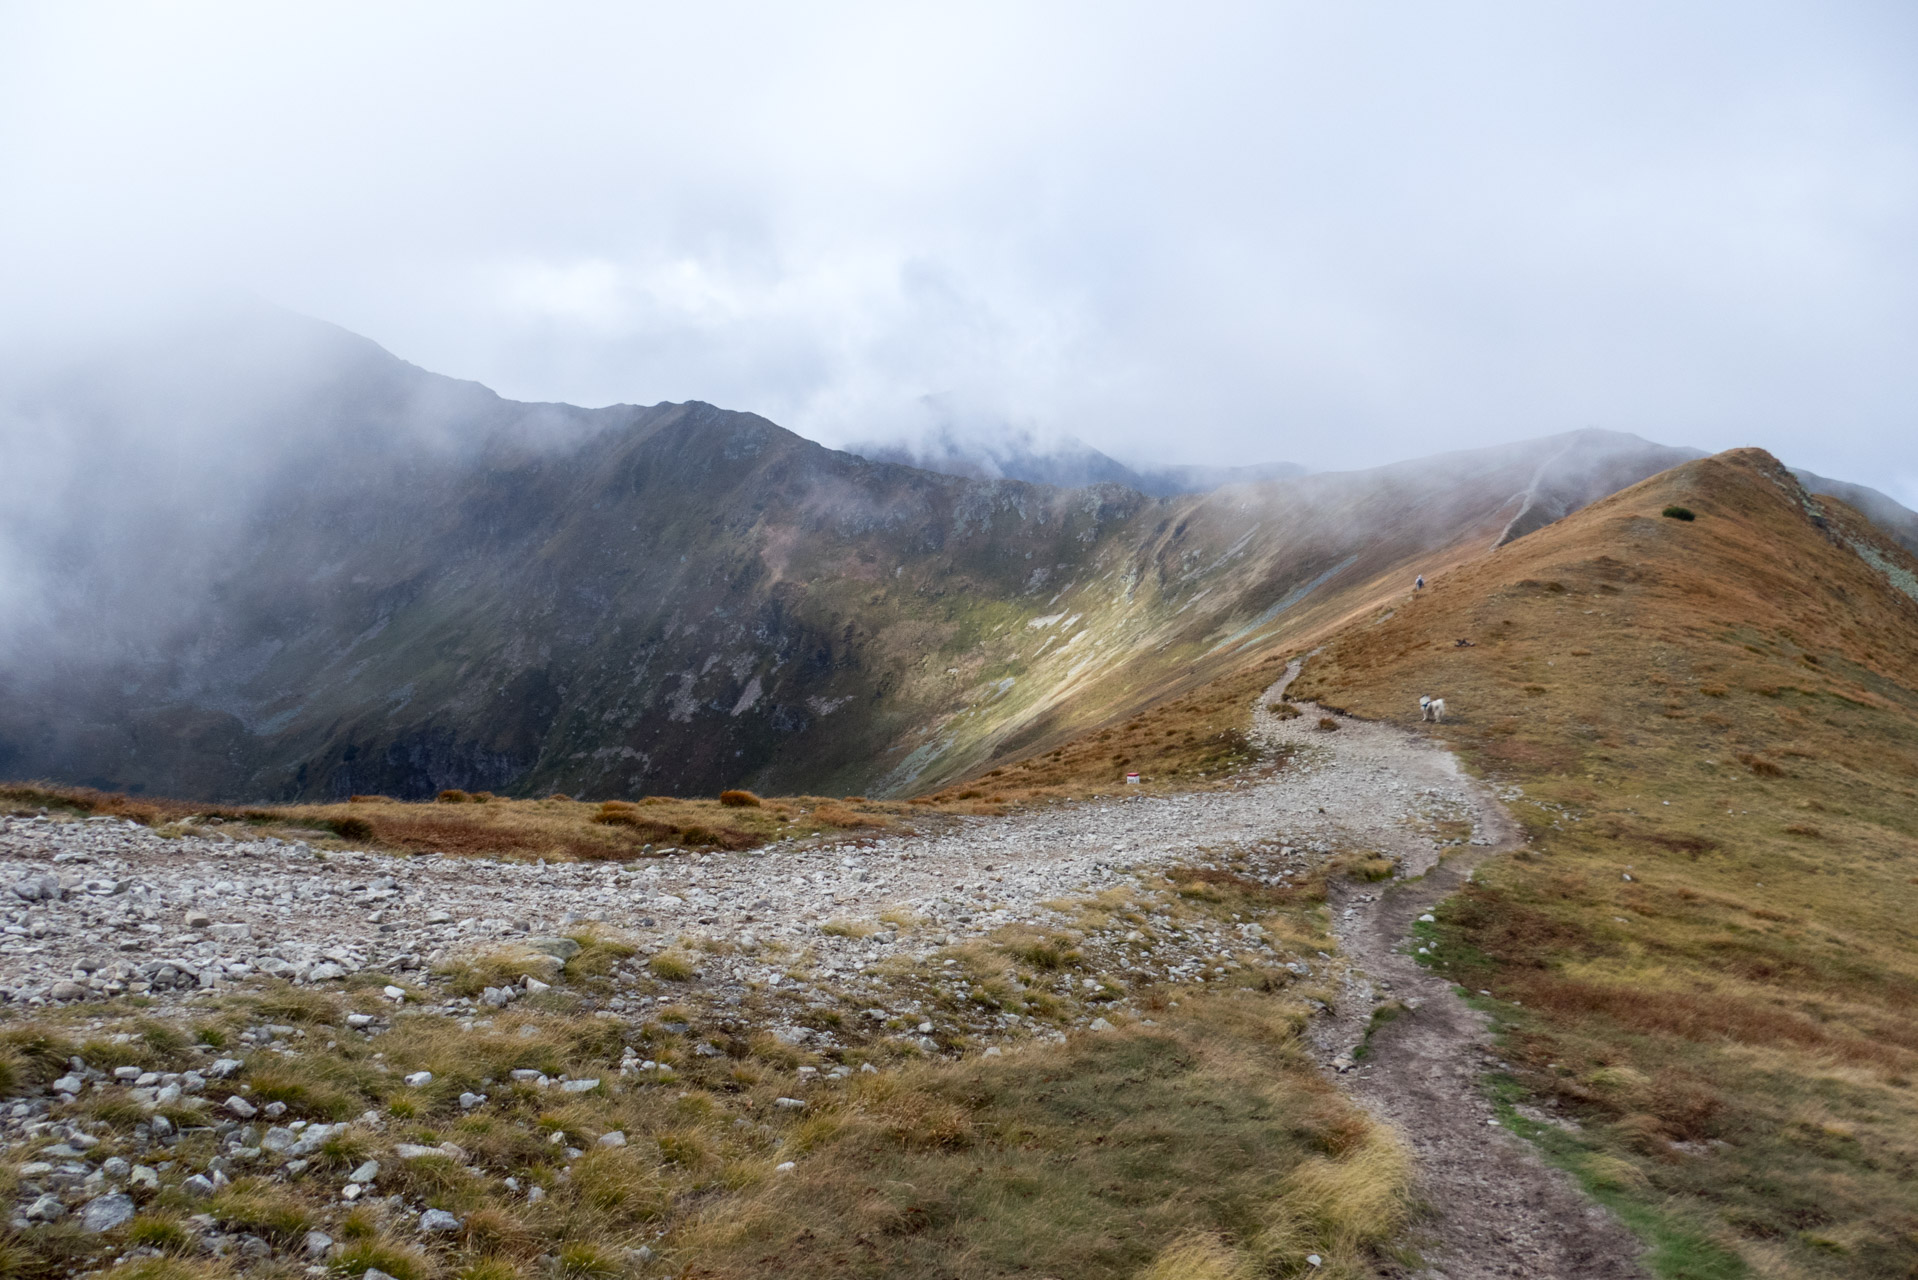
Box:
[0,662,1647,1277]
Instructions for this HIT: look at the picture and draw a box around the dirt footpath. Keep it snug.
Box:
[1253,672,1649,1280]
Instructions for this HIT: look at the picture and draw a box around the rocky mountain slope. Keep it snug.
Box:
[0,310,1895,805]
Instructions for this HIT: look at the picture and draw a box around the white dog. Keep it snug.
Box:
[1419,695,1446,722]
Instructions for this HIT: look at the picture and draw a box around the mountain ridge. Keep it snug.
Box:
[2,308,1913,804]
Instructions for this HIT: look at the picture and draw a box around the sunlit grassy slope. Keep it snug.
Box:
[1287,448,1918,1276]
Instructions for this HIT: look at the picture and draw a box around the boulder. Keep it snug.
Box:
[80,1192,135,1233]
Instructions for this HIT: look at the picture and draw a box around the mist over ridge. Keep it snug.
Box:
[6,305,1910,806]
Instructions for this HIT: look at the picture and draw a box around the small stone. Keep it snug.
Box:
[261,1126,296,1153]
[24,1193,64,1222]
[597,1131,626,1147]
[81,1192,136,1232]
[983,1046,1002,1057]
[181,1174,216,1199]
[129,1165,159,1190]
[1418,913,1436,923]
[101,1156,131,1179]
[425,911,453,925]
[403,1071,432,1087]
[349,1159,380,1183]
[418,1207,461,1233]
[382,985,406,1002]
[303,1229,335,1258]
[520,976,551,994]
[308,962,345,981]
[525,936,582,960]
[774,1161,796,1172]
[50,981,86,1002]
[1306,1256,1323,1269]
[184,910,212,928]
[340,1182,363,1201]
[207,1058,244,1079]
[774,1097,807,1110]
[363,1269,398,1280]
[558,1078,598,1094]
[51,1073,83,1094]
[459,1091,485,1109]
[1088,1018,1113,1032]
[223,1095,258,1119]
[346,1013,375,1029]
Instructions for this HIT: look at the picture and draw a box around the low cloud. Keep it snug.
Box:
[2,3,1915,501]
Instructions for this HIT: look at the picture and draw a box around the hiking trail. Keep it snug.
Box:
[1253,662,1647,1280]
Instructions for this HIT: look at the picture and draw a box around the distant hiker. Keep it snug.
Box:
[1415,575,1425,591]
[1419,695,1446,722]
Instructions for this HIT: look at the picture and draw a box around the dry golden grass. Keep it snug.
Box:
[1288,449,1918,1276]
[0,785,905,861]
[669,994,1406,1279]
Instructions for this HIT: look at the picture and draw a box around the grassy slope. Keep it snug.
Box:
[1288,449,1918,1277]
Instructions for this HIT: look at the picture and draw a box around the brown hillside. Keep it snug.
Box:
[1291,448,1918,1275]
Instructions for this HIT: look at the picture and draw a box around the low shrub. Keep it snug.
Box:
[438,790,472,803]
[1737,751,1786,778]
[1317,717,1340,731]
[718,789,762,808]
[125,1214,194,1254]
[326,815,375,842]
[1661,505,1696,521]
[207,1179,314,1244]
[650,951,698,981]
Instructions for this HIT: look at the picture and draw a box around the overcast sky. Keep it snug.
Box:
[4,2,1916,500]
